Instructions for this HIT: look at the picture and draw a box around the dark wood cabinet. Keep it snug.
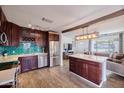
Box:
[49,32,59,41]
[69,57,102,85]
[21,28,47,46]
[87,63,101,84]
[0,7,20,46]
[19,56,38,73]
[69,60,76,73]
[35,30,47,46]
[21,28,35,42]
[19,57,31,72]
[55,34,59,41]
[11,23,21,46]
[0,21,21,46]
[69,58,88,79]
[0,22,11,46]
[0,7,48,47]
[30,56,38,69]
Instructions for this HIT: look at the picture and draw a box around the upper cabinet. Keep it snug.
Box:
[0,7,48,47]
[49,32,59,41]
[21,28,36,42]
[11,23,21,46]
[0,22,21,46]
[21,28,47,47]
[35,30,47,46]
[0,7,21,46]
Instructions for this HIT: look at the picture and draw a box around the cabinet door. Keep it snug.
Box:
[19,57,31,73]
[69,57,76,73]
[87,64,97,84]
[49,33,59,41]
[96,67,102,84]
[54,34,59,41]
[69,60,74,72]
[44,56,48,66]
[35,30,47,46]
[87,62,102,85]
[75,60,81,75]
[49,33,54,41]
[42,32,47,46]
[79,62,88,79]
[69,61,76,73]
[30,56,38,70]
[11,23,21,46]
[38,56,44,68]
[35,32,41,46]
[19,56,38,73]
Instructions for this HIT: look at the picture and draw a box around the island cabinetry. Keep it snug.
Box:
[69,58,88,79]
[69,57,102,85]
[87,62,102,84]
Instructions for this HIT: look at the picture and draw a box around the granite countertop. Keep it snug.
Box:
[69,54,107,63]
[0,53,47,63]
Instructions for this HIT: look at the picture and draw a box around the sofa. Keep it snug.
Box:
[107,53,124,77]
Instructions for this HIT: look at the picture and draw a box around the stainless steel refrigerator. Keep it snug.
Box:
[49,41,60,67]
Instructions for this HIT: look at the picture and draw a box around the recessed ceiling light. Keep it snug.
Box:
[32,27,35,29]
[28,24,32,28]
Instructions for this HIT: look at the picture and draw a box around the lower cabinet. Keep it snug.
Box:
[38,55,48,68]
[87,63,102,84]
[19,56,38,73]
[69,57,102,85]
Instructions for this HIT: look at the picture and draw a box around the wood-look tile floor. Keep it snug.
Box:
[17,60,124,88]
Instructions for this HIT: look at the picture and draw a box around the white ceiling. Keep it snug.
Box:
[1,5,124,32]
[63,15,124,39]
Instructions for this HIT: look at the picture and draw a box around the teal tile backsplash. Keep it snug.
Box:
[0,42,44,55]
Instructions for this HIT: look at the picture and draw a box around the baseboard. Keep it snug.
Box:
[70,72,104,88]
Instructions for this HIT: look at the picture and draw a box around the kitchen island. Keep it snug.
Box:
[69,54,107,87]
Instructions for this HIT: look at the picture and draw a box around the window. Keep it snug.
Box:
[92,33,119,54]
[74,40,89,53]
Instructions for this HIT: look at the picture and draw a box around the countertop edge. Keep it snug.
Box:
[0,53,48,63]
[69,54,107,63]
